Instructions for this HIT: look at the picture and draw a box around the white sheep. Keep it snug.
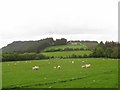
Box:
[72,61,74,64]
[81,65,85,68]
[53,66,57,69]
[81,64,91,68]
[32,66,39,70]
[85,64,91,68]
[57,65,61,69]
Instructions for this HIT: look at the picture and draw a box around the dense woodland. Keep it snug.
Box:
[92,41,120,58]
[1,38,120,61]
[2,38,67,53]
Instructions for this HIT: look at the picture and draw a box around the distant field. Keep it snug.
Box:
[43,45,87,51]
[2,58,118,88]
[82,42,98,49]
[41,51,92,58]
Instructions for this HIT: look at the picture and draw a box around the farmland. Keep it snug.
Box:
[42,51,92,58]
[42,44,92,58]
[43,44,87,51]
[2,58,118,88]
[2,40,119,89]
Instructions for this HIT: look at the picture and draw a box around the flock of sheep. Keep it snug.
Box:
[7,60,91,70]
[8,58,117,70]
[32,65,62,70]
[32,60,91,70]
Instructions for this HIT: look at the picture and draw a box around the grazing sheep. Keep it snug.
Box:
[72,61,74,64]
[85,64,91,68]
[32,66,39,70]
[57,65,61,69]
[53,65,61,70]
[81,65,85,68]
[53,66,57,69]
[81,64,91,68]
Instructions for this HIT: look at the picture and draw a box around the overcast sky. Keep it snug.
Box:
[0,0,119,48]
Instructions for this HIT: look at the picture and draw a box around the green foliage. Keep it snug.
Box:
[44,44,87,52]
[2,38,54,53]
[2,52,48,61]
[54,38,67,45]
[92,47,104,57]
[92,41,120,58]
[111,47,119,58]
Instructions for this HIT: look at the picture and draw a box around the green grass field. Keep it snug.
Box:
[41,51,92,58]
[2,58,118,88]
[43,45,87,51]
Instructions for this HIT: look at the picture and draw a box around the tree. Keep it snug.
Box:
[104,48,113,58]
[54,38,67,45]
[92,47,104,57]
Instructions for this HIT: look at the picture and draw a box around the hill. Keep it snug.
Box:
[2,38,98,53]
[42,44,92,58]
[2,38,67,53]
[41,42,97,58]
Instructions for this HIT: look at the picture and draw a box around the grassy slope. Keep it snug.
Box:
[42,51,92,58]
[2,58,118,88]
[42,44,91,57]
[44,44,87,51]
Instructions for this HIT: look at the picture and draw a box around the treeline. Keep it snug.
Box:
[2,52,49,62]
[1,39,120,61]
[56,54,89,59]
[2,38,67,53]
[44,48,90,52]
[2,52,90,61]
[92,41,120,58]
[68,40,98,43]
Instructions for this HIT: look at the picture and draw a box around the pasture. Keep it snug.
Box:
[43,44,87,51]
[2,58,118,88]
[41,51,92,58]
